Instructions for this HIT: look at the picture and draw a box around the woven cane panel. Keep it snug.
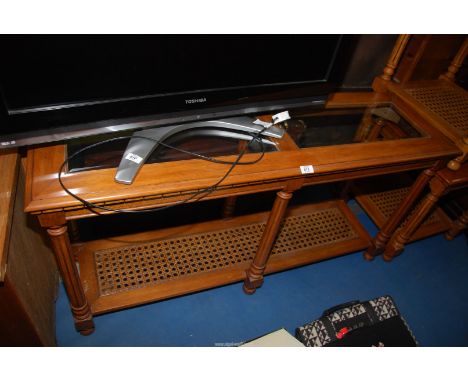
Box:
[94,206,358,296]
[367,187,440,226]
[404,85,468,135]
[271,209,358,255]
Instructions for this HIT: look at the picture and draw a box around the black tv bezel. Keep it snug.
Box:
[0,35,354,149]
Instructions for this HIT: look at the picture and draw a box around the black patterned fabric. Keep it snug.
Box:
[295,295,417,347]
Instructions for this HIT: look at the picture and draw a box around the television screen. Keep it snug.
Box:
[0,35,351,148]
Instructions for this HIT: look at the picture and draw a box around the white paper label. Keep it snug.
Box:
[125,152,143,164]
[253,119,273,128]
[272,111,291,125]
[1,140,16,146]
[300,165,314,174]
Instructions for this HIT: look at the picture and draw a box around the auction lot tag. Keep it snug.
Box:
[125,152,143,164]
[300,165,314,174]
[272,111,291,124]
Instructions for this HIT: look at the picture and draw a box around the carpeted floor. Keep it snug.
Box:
[55,199,468,346]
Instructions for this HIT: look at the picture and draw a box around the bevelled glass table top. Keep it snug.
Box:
[287,106,423,149]
[67,128,277,173]
[66,106,423,173]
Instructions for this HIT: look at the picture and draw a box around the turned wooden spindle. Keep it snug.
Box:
[339,181,354,201]
[243,190,293,294]
[373,34,411,92]
[383,177,448,261]
[366,118,386,142]
[445,209,468,241]
[68,220,81,242]
[353,109,374,143]
[222,196,238,219]
[439,37,468,82]
[40,215,95,335]
[363,161,444,260]
[381,35,412,81]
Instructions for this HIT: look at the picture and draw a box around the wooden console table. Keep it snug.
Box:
[24,92,460,335]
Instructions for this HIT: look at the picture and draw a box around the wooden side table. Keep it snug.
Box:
[351,173,452,244]
[24,92,459,335]
[364,36,468,261]
[384,163,468,260]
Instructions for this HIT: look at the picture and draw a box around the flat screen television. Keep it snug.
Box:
[0,35,353,148]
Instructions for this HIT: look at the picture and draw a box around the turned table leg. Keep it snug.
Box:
[222,196,238,219]
[445,209,468,241]
[243,190,293,294]
[339,181,354,201]
[364,162,443,261]
[383,176,448,261]
[40,215,94,335]
[68,220,81,242]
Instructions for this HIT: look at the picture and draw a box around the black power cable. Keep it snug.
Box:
[58,126,270,214]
